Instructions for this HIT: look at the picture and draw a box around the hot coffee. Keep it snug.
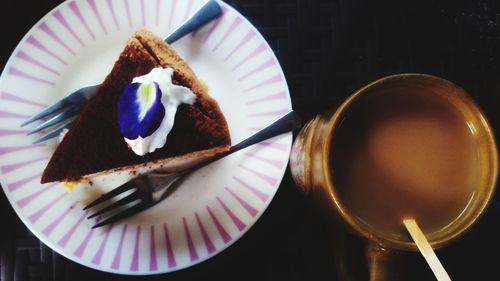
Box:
[330,86,479,239]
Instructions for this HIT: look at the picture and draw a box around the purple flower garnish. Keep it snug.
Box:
[117,82,165,140]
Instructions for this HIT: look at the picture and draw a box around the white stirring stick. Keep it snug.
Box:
[403,218,452,281]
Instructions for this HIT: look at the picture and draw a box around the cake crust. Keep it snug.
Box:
[41,30,230,183]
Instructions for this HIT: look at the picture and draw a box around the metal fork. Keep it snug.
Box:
[83,110,301,228]
[21,0,222,143]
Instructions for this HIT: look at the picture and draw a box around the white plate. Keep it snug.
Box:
[0,0,292,275]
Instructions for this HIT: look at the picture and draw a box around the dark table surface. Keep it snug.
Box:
[1,0,499,280]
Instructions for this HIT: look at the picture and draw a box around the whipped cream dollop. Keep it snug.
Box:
[117,67,197,156]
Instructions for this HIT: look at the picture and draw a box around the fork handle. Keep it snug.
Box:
[228,110,302,154]
[182,110,301,173]
[164,1,223,44]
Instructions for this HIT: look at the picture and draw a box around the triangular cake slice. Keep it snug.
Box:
[41,30,231,183]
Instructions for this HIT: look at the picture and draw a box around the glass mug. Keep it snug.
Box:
[289,73,498,280]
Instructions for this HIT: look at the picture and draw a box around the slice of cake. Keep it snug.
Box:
[41,30,231,183]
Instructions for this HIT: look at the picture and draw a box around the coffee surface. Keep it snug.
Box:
[331,88,479,239]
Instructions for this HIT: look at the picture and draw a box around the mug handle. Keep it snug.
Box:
[332,230,404,281]
[365,241,404,281]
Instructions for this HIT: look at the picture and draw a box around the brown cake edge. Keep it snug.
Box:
[75,144,230,181]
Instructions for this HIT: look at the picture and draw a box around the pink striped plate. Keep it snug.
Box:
[0,0,292,275]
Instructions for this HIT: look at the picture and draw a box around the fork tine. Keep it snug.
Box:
[20,98,72,127]
[83,180,138,210]
[87,191,141,219]
[27,107,79,135]
[32,117,75,144]
[92,202,149,229]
